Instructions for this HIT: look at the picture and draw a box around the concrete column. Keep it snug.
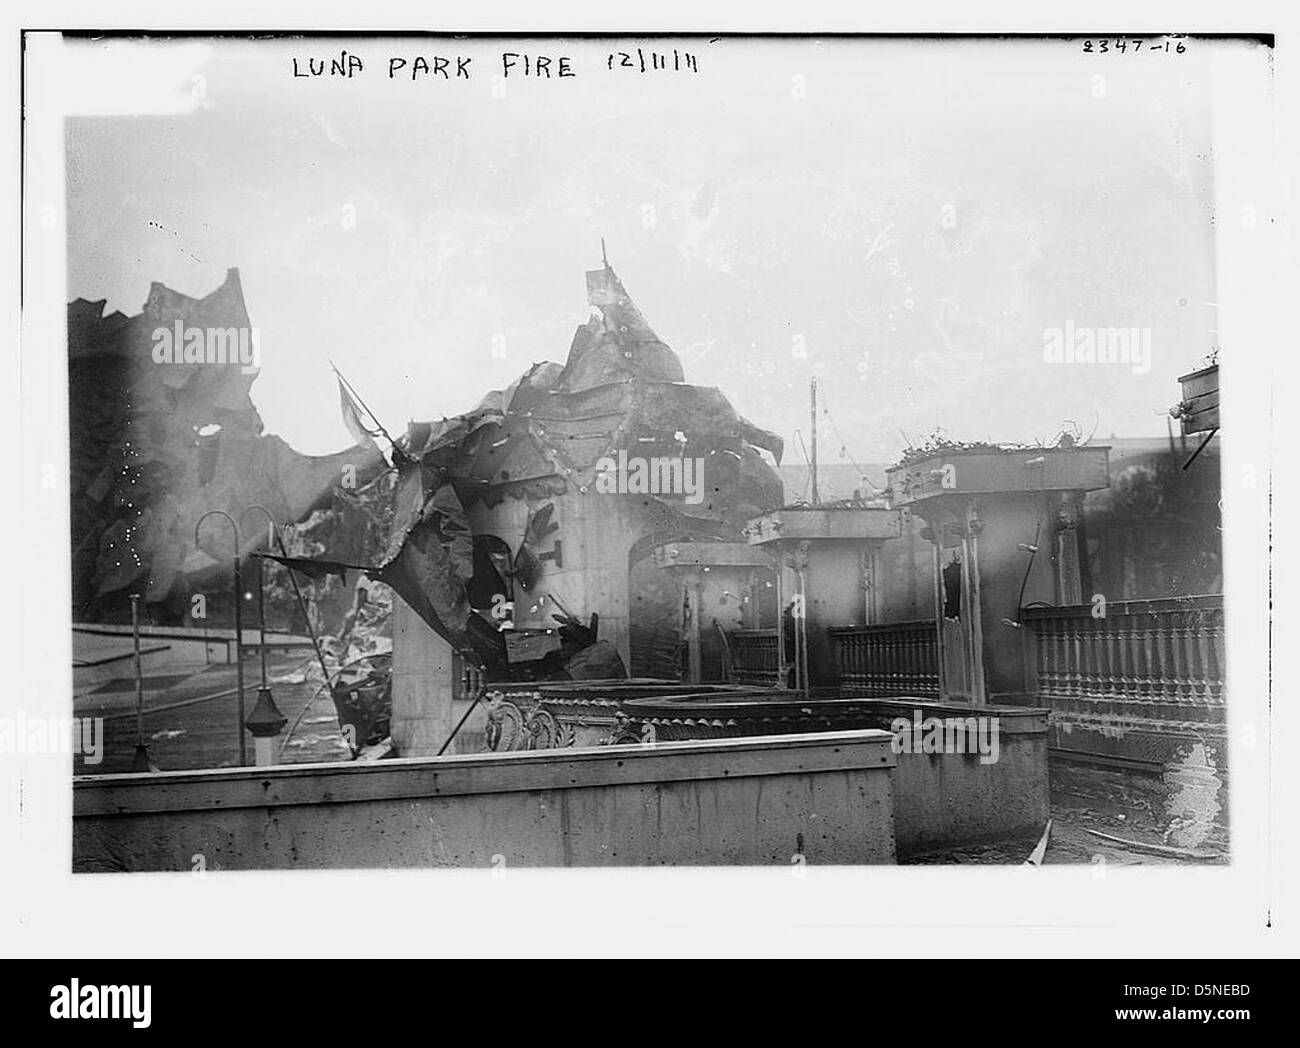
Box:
[390,596,456,758]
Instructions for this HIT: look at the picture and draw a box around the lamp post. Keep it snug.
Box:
[195,509,247,766]
[239,506,276,689]
[239,505,288,766]
[128,593,153,772]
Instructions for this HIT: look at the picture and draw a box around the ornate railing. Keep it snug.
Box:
[482,692,572,752]
[726,629,782,687]
[1020,595,1225,734]
[828,620,939,698]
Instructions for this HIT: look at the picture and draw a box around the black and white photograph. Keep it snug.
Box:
[5,4,1296,985]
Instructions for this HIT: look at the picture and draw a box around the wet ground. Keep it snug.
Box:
[73,652,349,774]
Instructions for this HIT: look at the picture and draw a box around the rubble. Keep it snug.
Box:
[268,257,784,684]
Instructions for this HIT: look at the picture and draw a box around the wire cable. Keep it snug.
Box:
[821,390,880,493]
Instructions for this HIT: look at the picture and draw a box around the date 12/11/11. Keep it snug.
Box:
[607,48,699,74]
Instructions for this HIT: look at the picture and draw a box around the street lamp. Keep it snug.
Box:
[194,509,247,766]
[239,505,287,766]
[128,593,154,772]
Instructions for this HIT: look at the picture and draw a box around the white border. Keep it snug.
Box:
[4,2,1296,959]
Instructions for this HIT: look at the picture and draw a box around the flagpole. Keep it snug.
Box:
[330,360,402,454]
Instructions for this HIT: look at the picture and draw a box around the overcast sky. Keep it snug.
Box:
[65,35,1235,459]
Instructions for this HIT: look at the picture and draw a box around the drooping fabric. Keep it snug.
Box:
[266,474,476,654]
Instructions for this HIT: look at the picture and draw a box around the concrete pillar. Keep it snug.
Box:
[390,596,456,758]
[466,493,637,669]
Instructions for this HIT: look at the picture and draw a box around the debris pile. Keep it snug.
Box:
[269,258,785,683]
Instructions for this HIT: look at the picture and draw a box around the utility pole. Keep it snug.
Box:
[809,377,819,506]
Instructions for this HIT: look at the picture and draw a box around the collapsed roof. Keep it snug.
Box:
[275,260,785,662]
[402,263,782,496]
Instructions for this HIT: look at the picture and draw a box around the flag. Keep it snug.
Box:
[338,377,381,450]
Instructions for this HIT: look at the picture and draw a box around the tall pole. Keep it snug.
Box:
[330,359,402,456]
[196,510,246,766]
[242,504,332,688]
[257,553,270,686]
[239,507,289,766]
[129,593,151,771]
[255,556,267,684]
[130,593,144,746]
[232,552,247,765]
[239,507,278,690]
[274,538,333,687]
[810,377,819,506]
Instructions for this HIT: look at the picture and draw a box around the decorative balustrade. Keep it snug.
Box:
[1020,595,1225,732]
[483,693,571,752]
[828,620,940,698]
[726,629,782,687]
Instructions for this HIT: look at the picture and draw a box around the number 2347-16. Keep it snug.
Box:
[1082,38,1187,55]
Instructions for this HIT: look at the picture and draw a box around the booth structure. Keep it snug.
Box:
[743,506,903,694]
[649,540,776,684]
[885,446,1110,705]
